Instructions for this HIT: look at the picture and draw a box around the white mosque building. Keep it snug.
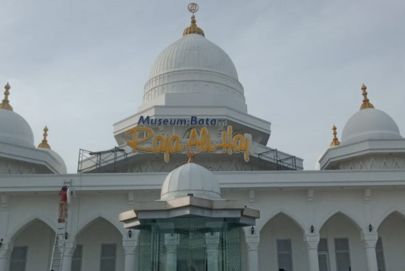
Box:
[1,3,405,271]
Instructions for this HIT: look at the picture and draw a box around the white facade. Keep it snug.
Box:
[1,171,405,271]
[1,5,405,271]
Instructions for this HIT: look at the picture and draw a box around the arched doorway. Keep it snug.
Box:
[377,211,405,271]
[259,213,307,271]
[75,217,124,271]
[9,219,55,271]
[319,212,365,271]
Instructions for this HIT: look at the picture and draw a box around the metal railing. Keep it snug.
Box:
[77,147,128,173]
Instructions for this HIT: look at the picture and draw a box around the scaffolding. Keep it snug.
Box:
[257,148,298,170]
[77,147,127,173]
[77,144,300,173]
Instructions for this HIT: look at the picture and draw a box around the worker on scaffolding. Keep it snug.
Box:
[58,185,70,223]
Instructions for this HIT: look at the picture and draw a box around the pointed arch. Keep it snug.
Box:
[258,210,307,271]
[75,215,123,238]
[258,210,306,233]
[7,216,56,241]
[318,210,363,231]
[376,210,405,230]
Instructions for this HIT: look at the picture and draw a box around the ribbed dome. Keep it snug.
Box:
[0,109,34,147]
[342,108,402,144]
[160,163,222,201]
[149,34,238,79]
[142,34,247,112]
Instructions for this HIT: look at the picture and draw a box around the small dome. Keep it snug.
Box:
[0,109,34,147]
[160,163,222,201]
[342,108,402,144]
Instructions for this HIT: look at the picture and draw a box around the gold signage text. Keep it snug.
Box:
[127,126,250,163]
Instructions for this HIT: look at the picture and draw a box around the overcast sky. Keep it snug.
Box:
[1,0,404,172]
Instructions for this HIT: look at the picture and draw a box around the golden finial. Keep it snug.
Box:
[0,82,13,111]
[330,125,340,147]
[183,2,205,37]
[360,83,374,110]
[38,126,51,149]
[186,151,196,163]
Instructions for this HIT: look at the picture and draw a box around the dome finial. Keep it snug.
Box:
[360,83,374,110]
[187,151,196,163]
[38,126,51,149]
[330,125,341,147]
[183,2,205,37]
[0,82,13,111]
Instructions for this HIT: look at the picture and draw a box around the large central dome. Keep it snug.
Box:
[141,29,247,112]
[149,34,239,80]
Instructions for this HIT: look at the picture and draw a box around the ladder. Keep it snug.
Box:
[49,224,66,271]
[50,182,73,271]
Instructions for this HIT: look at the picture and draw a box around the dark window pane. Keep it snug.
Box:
[11,247,27,261]
[71,245,83,271]
[318,238,328,252]
[376,238,386,271]
[277,239,293,271]
[277,239,292,253]
[334,238,349,251]
[335,253,350,271]
[100,259,116,271]
[100,244,116,271]
[318,254,330,271]
[10,262,26,271]
[101,244,116,257]
[10,246,28,271]
[334,238,350,271]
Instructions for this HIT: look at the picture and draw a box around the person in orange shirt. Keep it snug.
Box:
[58,185,69,223]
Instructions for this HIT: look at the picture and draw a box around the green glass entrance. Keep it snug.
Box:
[137,217,242,271]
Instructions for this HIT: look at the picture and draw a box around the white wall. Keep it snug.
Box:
[2,181,405,270]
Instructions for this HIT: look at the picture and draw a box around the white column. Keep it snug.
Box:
[0,195,10,271]
[205,232,220,271]
[61,242,75,271]
[245,228,260,271]
[164,233,179,271]
[362,232,378,271]
[123,232,138,271]
[0,241,10,271]
[304,233,320,271]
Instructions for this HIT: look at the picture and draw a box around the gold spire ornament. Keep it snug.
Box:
[360,83,374,110]
[0,82,13,111]
[38,126,51,149]
[186,151,196,163]
[330,125,340,147]
[183,2,205,37]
